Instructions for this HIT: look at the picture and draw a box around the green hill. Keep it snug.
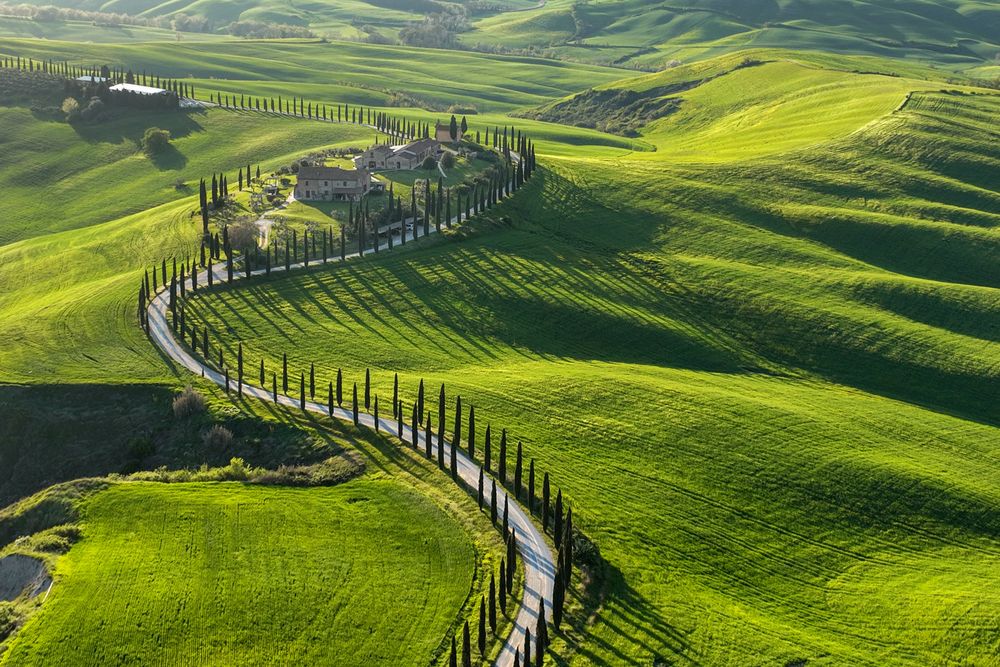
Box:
[178,55,1000,664]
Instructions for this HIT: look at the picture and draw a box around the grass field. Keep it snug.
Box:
[1,480,476,665]
[179,58,1000,664]
[0,34,998,666]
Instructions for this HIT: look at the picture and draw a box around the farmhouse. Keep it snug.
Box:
[294,165,371,201]
[354,138,441,171]
[75,75,107,83]
[435,120,464,143]
[109,83,169,96]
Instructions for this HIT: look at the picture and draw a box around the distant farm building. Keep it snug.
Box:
[354,138,440,171]
[76,75,108,83]
[435,121,464,143]
[109,83,169,96]
[294,166,371,202]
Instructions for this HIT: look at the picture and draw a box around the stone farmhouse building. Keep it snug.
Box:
[435,121,464,143]
[354,138,441,171]
[295,165,372,201]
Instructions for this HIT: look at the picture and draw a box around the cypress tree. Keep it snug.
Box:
[299,373,305,410]
[554,489,563,544]
[364,368,371,410]
[484,424,492,472]
[507,532,516,590]
[498,558,507,610]
[502,495,509,537]
[536,601,548,663]
[514,649,520,667]
[564,507,573,586]
[392,373,398,420]
[336,368,343,405]
[397,401,404,439]
[282,353,288,393]
[524,628,532,667]
[417,379,424,419]
[328,382,334,416]
[449,637,456,667]
[498,429,507,485]
[490,480,497,525]
[352,383,359,425]
[462,622,472,667]
[514,441,523,500]
[425,412,433,460]
[552,564,564,630]
[478,597,487,655]
[374,395,379,432]
[488,574,497,632]
[478,468,484,509]
[309,362,315,399]
[450,431,457,480]
[543,472,551,531]
[437,383,445,450]
[528,459,536,514]
[468,405,476,459]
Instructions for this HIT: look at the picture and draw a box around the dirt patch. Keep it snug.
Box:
[0,554,51,601]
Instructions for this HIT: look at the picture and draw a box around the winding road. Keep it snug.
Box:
[145,186,554,666]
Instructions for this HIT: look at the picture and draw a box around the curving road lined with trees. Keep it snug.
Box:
[144,183,554,667]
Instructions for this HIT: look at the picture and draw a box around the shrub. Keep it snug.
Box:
[78,96,105,122]
[441,152,456,169]
[172,386,205,417]
[421,155,437,170]
[0,602,17,641]
[202,424,234,449]
[447,103,478,115]
[142,127,171,155]
[61,97,80,122]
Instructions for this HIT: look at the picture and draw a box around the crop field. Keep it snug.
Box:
[180,58,1000,664]
[1,480,477,665]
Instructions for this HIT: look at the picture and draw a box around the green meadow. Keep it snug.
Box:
[180,58,1000,664]
[2,480,476,666]
[0,19,997,667]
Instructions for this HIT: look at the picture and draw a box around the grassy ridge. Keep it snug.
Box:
[180,67,1000,663]
[1,480,476,665]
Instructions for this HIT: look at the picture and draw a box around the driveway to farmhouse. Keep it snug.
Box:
[146,163,553,667]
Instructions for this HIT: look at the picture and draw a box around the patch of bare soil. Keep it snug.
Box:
[0,554,50,601]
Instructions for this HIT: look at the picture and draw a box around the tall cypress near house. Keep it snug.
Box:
[374,395,379,432]
[478,469,484,509]
[282,353,288,393]
[364,368,371,410]
[299,373,306,410]
[502,495,509,537]
[437,384,445,449]
[468,406,476,459]
[514,441,523,500]
[352,383,359,425]
[328,382,334,416]
[309,362,315,399]
[490,481,497,525]
[484,424,492,472]
[425,412,433,460]
[392,373,399,420]
[554,489,563,544]
[543,473,551,531]
[423,180,431,236]
[336,368,343,406]
[498,429,507,485]
[488,575,497,632]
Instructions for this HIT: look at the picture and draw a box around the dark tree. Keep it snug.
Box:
[336,368,343,406]
[484,424,492,472]
[490,480,497,525]
[454,395,462,450]
[543,473,551,531]
[328,382,334,416]
[417,378,425,418]
[514,441,523,500]
[282,353,288,393]
[498,558,507,610]
[364,367,371,410]
[478,468,484,509]
[392,372,399,420]
[374,395,380,432]
[468,405,476,459]
[425,412,433,460]
[478,597,487,655]
[449,637,456,667]
[299,373,305,410]
[536,600,548,664]
[309,362,315,399]
[488,574,497,632]
[352,383,359,425]
[461,620,471,667]
[554,489,563,545]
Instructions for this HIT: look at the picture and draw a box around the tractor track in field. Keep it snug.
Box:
[144,163,554,667]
